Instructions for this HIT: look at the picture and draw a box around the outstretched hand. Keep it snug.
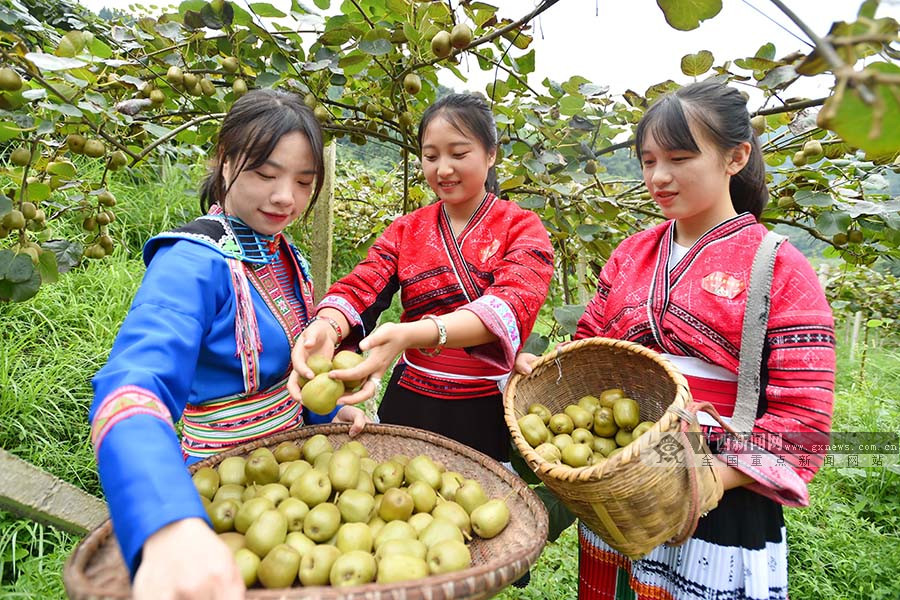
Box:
[287,320,338,402]
[332,405,370,436]
[328,322,406,406]
[134,517,243,600]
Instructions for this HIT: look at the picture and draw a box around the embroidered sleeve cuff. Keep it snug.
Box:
[718,437,810,507]
[90,386,175,455]
[461,295,521,371]
[317,296,365,337]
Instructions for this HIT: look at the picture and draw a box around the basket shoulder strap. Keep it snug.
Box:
[731,230,786,433]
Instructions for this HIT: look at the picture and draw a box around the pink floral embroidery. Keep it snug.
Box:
[701,271,745,299]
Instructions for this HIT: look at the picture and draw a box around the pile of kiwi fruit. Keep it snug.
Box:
[517,388,656,467]
[194,433,512,589]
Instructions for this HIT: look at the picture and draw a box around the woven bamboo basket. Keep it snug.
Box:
[64,423,548,600]
[503,337,724,559]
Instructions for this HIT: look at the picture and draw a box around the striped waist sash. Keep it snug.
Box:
[181,377,303,459]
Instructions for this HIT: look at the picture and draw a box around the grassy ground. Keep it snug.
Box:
[1,164,898,598]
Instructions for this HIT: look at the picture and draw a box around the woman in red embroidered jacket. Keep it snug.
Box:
[518,81,835,599]
[289,93,554,462]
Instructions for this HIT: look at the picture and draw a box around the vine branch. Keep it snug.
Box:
[768,0,875,103]
[131,113,225,166]
[398,0,562,78]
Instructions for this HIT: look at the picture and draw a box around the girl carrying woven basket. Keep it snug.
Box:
[517,80,835,599]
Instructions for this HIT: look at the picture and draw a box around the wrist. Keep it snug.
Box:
[306,315,343,348]
[419,314,447,357]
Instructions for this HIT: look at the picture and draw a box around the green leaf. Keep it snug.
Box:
[5,253,34,283]
[10,269,40,302]
[37,248,58,284]
[517,196,545,210]
[0,195,11,217]
[796,191,833,207]
[39,101,82,117]
[338,52,371,76]
[680,50,714,77]
[26,182,51,203]
[43,239,82,273]
[656,0,722,31]
[561,76,591,96]
[757,65,797,90]
[735,56,782,72]
[499,175,525,191]
[579,83,608,97]
[819,62,900,159]
[516,49,535,75]
[866,318,883,328]
[0,121,20,143]
[534,485,576,543]
[0,249,13,276]
[858,0,878,18]
[200,3,225,29]
[559,94,585,116]
[88,37,113,59]
[143,122,173,139]
[755,42,776,60]
[24,52,87,71]
[359,29,392,56]
[523,332,549,355]
[248,2,286,17]
[314,0,330,8]
[815,210,851,235]
[576,223,602,242]
[553,304,586,336]
[47,161,76,178]
[255,71,280,88]
[320,27,352,46]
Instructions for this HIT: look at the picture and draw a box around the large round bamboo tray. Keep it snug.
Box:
[64,423,547,600]
[504,337,723,559]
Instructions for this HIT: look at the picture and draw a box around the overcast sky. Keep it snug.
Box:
[75,0,897,109]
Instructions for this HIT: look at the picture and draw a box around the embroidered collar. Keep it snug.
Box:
[144,214,284,265]
[225,216,281,264]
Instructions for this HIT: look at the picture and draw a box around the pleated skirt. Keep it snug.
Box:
[578,487,788,600]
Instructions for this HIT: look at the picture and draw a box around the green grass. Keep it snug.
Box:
[1,159,898,597]
[785,344,900,600]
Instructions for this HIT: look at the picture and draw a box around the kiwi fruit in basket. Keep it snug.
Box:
[517,391,658,466]
[194,436,512,589]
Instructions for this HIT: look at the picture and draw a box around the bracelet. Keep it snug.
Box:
[307,315,344,349]
[420,314,447,357]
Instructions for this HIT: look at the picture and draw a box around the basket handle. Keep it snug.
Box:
[665,429,704,545]
[664,401,733,545]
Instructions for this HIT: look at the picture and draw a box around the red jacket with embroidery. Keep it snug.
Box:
[320,194,554,398]
[576,213,835,506]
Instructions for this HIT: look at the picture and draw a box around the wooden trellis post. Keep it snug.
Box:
[0,449,107,535]
[311,141,336,304]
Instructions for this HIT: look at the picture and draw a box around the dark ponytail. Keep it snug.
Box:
[635,80,768,219]
[200,89,325,216]
[418,93,500,196]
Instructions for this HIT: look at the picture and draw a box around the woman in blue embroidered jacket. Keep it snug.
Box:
[89,89,366,599]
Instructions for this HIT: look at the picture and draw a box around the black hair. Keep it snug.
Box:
[634,80,768,219]
[417,93,499,196]
[200,89,325,216]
